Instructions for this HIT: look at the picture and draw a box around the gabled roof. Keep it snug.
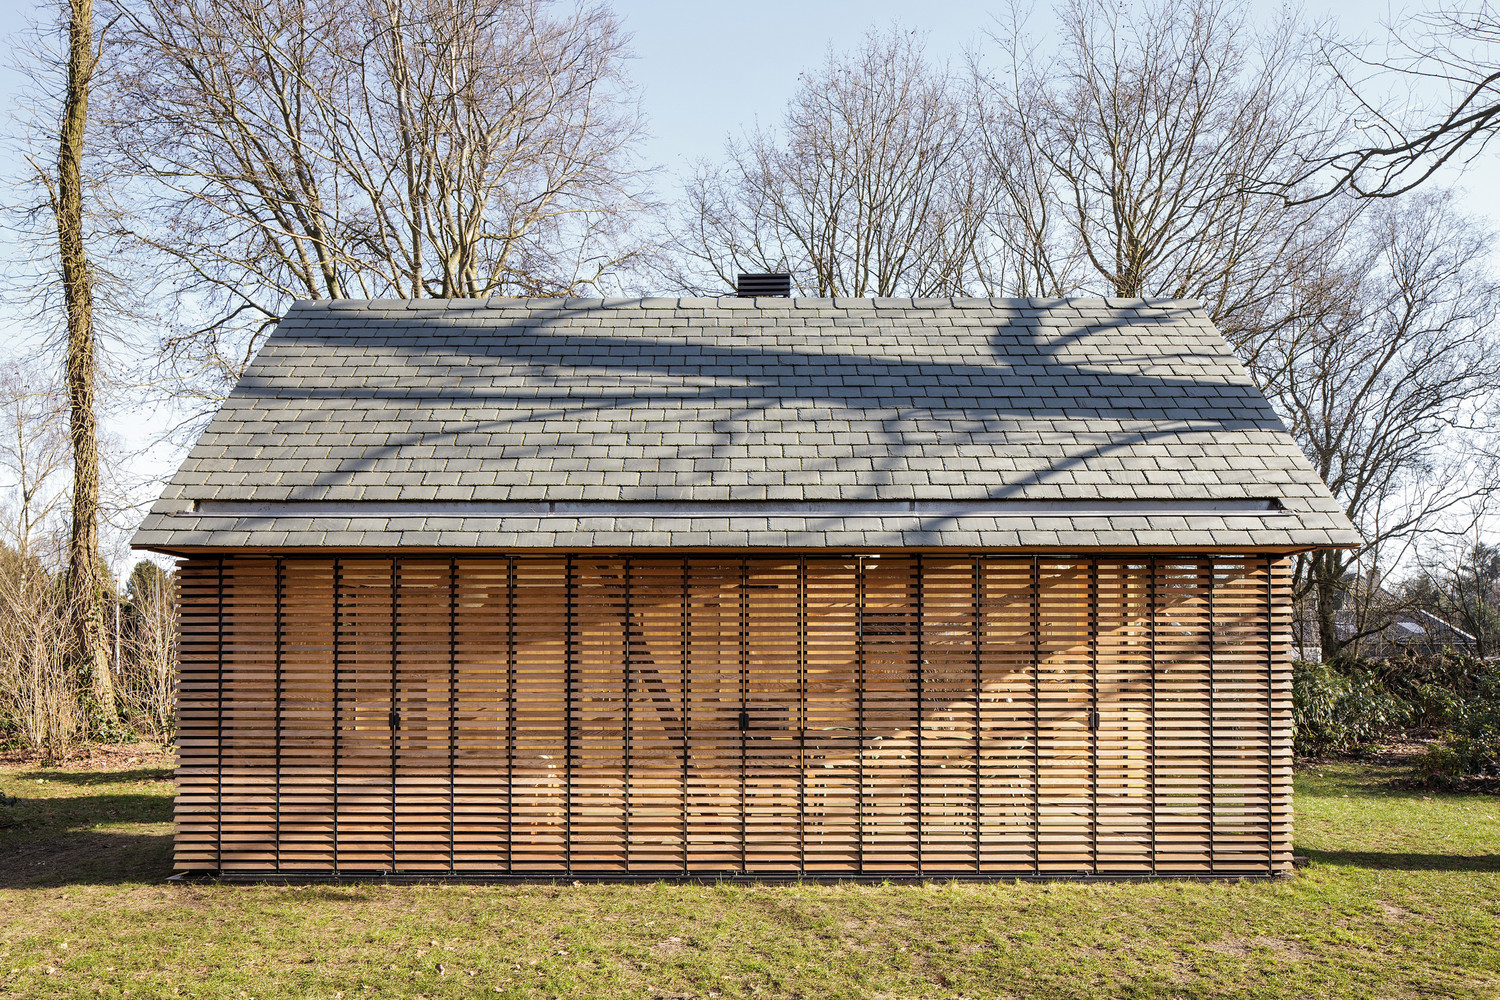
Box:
[132,296,1361,553]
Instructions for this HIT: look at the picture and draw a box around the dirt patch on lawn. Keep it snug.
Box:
[1378,901,1414,922]
[651,936,697,958]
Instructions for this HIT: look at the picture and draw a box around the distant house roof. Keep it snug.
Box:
[132,296,1361,553]
[1334,606,1479,650]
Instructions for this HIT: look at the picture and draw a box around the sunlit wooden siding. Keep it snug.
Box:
[174,552,1293,878]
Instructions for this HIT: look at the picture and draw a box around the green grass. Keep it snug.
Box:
[1,757,1496,999]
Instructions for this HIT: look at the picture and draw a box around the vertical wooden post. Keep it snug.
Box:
[1148,555,1158,876]
[274,558,284,872]
[564,555,575,876]
[972,555,983,869]
[1030,555,1041,875]
[214,557,225,872]
[447,556,457,873]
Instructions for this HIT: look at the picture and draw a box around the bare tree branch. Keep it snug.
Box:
[976,0,1357,346]
[1254,192,1500,657]
[101,0,654,393]
[1292,4,1500,200]
[663,27,997,297]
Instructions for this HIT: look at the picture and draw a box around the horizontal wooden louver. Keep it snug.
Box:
[174,553,1293,878]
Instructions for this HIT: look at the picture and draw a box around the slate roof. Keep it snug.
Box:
[132,296,1361,553]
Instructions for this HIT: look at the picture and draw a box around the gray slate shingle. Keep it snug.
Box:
[132,297,1360,552]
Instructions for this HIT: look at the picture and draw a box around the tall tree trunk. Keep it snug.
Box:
[58,0,115,722]
[1314,551,1345,664]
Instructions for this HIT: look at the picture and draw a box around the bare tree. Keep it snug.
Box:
[43,0,117,720]
[0,363,72,556]
[117,558,176,743]
[0,543,83,756]
[969,47,1081,298]
[1255,192,1500,659]
[667,28,997,297]
[1303,4,1499,199]
[976,0,1355,345]
[1409,537,1500,659]
[103,0,651,392]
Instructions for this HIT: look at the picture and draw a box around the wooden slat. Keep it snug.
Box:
[173,551,1296,878]
[173,558,223,871]
[1094,559,1153,872]
[219,557,277,872]
[279,558,336,871]
[452,556,512,870]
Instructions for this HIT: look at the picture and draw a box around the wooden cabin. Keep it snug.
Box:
[133,294,1359,879]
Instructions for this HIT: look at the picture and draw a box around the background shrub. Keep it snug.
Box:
[1294,651,1500,784]
[1293,660,1411,755]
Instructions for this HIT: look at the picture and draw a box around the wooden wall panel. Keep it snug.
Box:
[452,557,512,870]
[393,558,452,871]
[1154,559,1214,872]
[174,551,1295,879]
[334,558,395,872]
[1210,558,1273,871]
[1094,560,1152,872]
[1270,558,1296,871]
[683,559,741,870]
[218,557,277,871]
[572,557,628,872]
[743,559,803,873]
[1036,559,1093,873]
[861,556,919,873]
[917,558,981,873]
[629,558,690,872]
[510,557,567,873]
[278,559,335,871]
[977,558,1037,870]
[174,560,222,871]
[803,558,859,873]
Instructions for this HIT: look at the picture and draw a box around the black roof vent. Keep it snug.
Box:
[737,272,792,297]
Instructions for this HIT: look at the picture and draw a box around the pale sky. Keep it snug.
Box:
[615,0,1497,224]
[0,0,1494,570]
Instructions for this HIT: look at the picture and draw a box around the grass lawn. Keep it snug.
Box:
[1,750,1496,999]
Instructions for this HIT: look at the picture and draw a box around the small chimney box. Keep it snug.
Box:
[737,273,792,297]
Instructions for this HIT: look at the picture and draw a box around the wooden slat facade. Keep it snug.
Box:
[175,552,1294,878]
